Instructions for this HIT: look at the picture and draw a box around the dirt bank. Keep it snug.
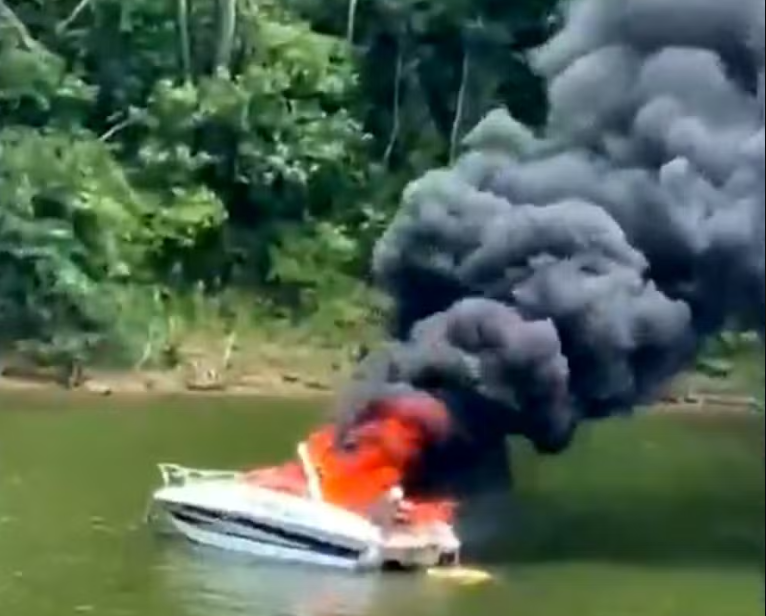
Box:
[0,340,348,398]
[1,366,760,418]
[1,341,761,415]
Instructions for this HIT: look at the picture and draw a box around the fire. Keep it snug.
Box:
[244,393,456,525]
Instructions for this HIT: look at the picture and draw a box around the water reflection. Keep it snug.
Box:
[158,544,461,616]
[1,398,762,616]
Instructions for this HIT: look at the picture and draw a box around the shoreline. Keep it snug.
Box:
[0,362,339,399]
[0,372,331,399]
[0,364,760,416]
[1,334,761,413]
[0,334,359,399]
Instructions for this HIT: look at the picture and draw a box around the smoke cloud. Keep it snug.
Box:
[339,0,764,465]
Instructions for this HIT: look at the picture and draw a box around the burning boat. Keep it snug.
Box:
[147,395,463,572]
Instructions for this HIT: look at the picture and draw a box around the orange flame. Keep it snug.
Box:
[245,393,456,525]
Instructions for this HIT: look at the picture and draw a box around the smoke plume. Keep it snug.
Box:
[339,0,764,470]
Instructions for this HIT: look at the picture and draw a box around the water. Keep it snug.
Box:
[0,393,763,616]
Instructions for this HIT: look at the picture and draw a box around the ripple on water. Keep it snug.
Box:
[157,545,467,616]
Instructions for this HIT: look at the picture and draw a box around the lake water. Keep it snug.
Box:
[0,393,763,616]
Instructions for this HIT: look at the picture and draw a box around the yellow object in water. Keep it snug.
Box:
[425,566,492,585]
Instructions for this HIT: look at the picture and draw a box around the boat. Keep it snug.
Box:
[146,441,462,572]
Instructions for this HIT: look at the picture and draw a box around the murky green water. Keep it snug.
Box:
[0,393,763,616]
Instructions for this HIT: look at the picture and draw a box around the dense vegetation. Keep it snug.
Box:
[0,0,556,371]
[0,0,760,397]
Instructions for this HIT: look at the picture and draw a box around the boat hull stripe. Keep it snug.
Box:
[165,504,364,559]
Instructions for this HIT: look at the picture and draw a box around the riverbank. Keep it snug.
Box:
[0,334,762,415]
[0,303,761,411]
[0,334,351,398]
[1,285,388,398]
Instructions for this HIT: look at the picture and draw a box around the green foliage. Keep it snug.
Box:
[288,0,556,159]
[0,0,558,367]
[267,221,377,329]
[697,333,765,404]
[3,0,758,391]
[0,128,142,356]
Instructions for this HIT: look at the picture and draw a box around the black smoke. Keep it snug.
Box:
[338,0,764,472]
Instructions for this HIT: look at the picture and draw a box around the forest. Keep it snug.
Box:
[0,0,761,398]
[0,0,557,368]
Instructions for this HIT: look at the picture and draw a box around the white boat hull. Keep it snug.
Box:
[162,512,365,570]
[148,464,459,573]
